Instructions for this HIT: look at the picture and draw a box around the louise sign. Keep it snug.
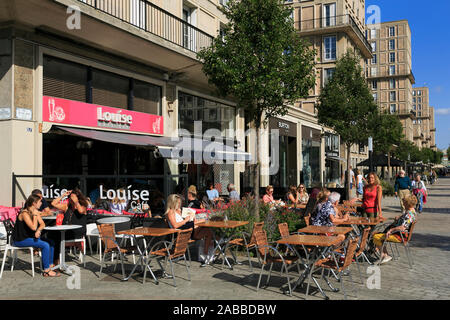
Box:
[43,96,163,135]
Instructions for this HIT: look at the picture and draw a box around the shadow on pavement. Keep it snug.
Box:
[410,233,450,251]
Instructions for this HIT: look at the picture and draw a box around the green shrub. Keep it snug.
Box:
[380,179,395,197]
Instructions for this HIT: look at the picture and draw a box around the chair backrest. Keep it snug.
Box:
[304,215,311,226]
[249,222,264,245]
[356,227,371,256]
[97,224,117,251]
[2,219,14,244]
[254,230,269,257]
[406,221,416,243]
[172,229,192,258]
[86,223,98,234]
[341,238,359,270]
[278,223,290,239]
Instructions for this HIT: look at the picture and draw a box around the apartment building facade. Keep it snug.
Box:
[412,87,436,150]
[285,0,372,187]
[0,0,250,206]
[366,20,416,144]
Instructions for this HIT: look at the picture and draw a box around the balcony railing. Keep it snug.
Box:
[295,14,371,52]
[76,0,214,53]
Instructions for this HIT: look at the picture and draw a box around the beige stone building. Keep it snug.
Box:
[0,0,251,206]
[412,87,436,150]
[286,0,372,187]
[366,20,416,144]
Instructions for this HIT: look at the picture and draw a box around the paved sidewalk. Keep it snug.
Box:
[0,178,449,300]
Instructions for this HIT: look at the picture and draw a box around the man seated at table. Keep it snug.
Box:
[311,189,350,228]
[31,189,52,217]
[227,184,240,202]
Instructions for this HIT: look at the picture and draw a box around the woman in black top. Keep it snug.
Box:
[12,194,59,277]
[49,188,88,264]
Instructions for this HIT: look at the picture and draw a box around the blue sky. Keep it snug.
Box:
[366,0,450,151]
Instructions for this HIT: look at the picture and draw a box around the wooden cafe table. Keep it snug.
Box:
[117,227,180,283]
[197,220,249,269]
[297,226,353,236]
[277,234,344,299]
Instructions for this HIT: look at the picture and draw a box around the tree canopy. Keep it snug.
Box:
[316,51,378,147]
[372,111,404,155]
[197,0,316,128]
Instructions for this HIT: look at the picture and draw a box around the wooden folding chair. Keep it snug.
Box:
[379,221,416,268]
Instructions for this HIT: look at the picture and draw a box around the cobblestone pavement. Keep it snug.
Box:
[1,178,449,300]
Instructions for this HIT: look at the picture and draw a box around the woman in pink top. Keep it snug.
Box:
[262,185,281,205]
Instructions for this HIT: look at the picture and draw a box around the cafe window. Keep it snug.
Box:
[43,56,87,102]
[133,79,161,115]
[92,69,129,110]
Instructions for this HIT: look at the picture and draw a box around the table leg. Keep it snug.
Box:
[51,231,74,275]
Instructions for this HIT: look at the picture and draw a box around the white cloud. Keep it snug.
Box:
[435,108,450,115]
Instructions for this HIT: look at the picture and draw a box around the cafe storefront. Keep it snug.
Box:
[324,132,342,187]
[301,126,322,188]
[269,118,297,190]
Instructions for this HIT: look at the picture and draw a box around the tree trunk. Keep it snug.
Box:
[346,143,351,200]
[253,125,261,221]
[387,151,391,181]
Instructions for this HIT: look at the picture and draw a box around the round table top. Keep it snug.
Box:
[42,216,57,220]
[96,217,130,224]
[45,225,82,231]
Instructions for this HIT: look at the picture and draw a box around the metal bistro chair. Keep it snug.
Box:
[225,222,265,271]
[254,230,301,297]
[97,223,137,279]
[148,228,192,287]
[0,219,42,279]
[378,221,416,269]
[313,238,359,300]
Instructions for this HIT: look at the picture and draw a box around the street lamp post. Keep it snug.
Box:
[368,137,373,173]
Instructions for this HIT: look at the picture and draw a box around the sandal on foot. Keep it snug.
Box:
[43,270,61,277]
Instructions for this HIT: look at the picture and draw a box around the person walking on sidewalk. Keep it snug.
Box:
[394,170,411,212]
[412,174,427,214]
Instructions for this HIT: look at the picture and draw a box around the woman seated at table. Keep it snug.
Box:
[165,194,214,266]
[297,184,309,205]
[187,185,204,210]
[262,185,282,206]
[49,189,88,264]
[12,194,60,277]
[351,172,383,219]
[372,195,417,264]
[311,188,349,227]
[285,185,299,205]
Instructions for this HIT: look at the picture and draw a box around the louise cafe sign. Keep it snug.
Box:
[43,96,163,135]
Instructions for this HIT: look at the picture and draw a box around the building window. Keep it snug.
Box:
[323,3,336,27]
[324,36,337,61]
[389,52,395,63]
[323,68,335,86]
[390,91,396,102]
[92,69,129,110]
[371,80,377,90]
[372,54,377,64]
[178,92,235,137]
[389,39,395,50]
[413,97,416,103]
[390,104,396,114]
[370,29,377,39]
[389,26,395,37]
[413,91,416,96]
[372,93,378,102]
[132,79,162,115]
[371,67,377,77]
[371,41,376,52]
[413,105,416,110]
[418,91,422,96]
[418,97,422,103]
[389,79,396,89]
[389,65,396,75]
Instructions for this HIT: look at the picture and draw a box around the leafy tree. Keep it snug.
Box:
[372,111,404,180]
[316,51,378,199]
[198,0,316,218]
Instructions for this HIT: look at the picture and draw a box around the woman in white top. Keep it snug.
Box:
[297,184,309,205]
[411,174,427,213]
[165,194,214,266]
[355,169,367,197]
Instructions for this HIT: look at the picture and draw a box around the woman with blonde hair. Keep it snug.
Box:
[165,194,214,266]
[110,188,127,214]
[311,188,349,227]
[297,184,309,205]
